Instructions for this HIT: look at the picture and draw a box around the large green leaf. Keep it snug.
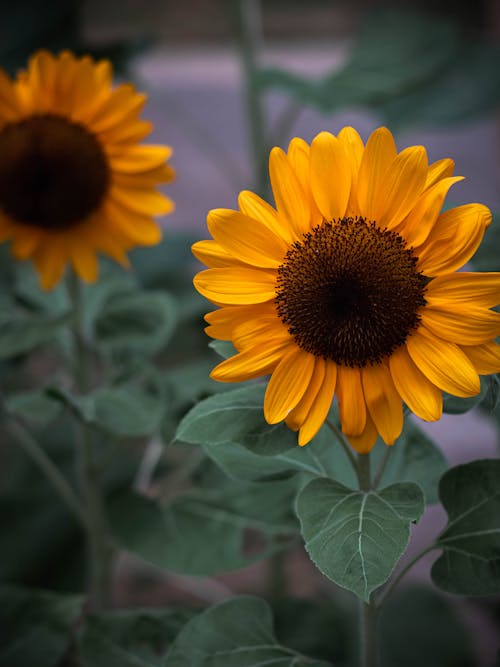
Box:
[109,479,297,576]
[48,380,166,438]
[95,290,178,357]
[258,10,457,112]
[164,595,330,666]
[0,586,82,667]
[0,310,68,359]
[176,384,297,455]
[431,459,500,595]
[296,479,424,601]
[373,419,448,504]
[78,608,195,667]
[5,389,62,426]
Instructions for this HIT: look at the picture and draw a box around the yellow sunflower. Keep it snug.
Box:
[0,50,174,289]
[193,127,500,453]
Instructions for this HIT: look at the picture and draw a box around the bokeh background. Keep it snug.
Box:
[1,1,500,665]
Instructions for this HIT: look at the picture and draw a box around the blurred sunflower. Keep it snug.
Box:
[193,127,500,452]
[0,50,174,289]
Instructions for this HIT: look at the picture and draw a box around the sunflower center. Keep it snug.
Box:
[275,217,427,367]
[0,114,109,229]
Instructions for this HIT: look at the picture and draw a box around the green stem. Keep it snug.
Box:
[6,417,88,530]
[376,544,437,608]
[67,272,114,610]
[359,597,378,667]
[234,0,268,196]
[356,452,378,667]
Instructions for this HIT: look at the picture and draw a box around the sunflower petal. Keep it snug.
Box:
[425,272,500,308]
[389,345,442,421]
[421,305,500,345]
[417,204,492,275]
[362,364,403,445]
[269,146,310,237]
[357,127,397,221]
[192,240,247,268]
[425,158,454,188]
[211,339,293,383]
[310,131,351,221]
[336,365,366,436]
[264,346,315,423]
[286,357,326,431]
[461,342,500,374]
[194,267,277,304]
[406,327,480,398]
[297,361,337,446]
[207,209,287,267]
[346,412,379,454]
[377,146,428,229]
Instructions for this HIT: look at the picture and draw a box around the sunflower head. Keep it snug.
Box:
[0,50,175,289]
[193,127,500,453]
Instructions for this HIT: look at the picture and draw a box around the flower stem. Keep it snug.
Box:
[67,271,114,609]
[356,452,378,667]
[233,0,268,197]
[6,417,88,530]
[326,418,358,478]
[372,445,394,489]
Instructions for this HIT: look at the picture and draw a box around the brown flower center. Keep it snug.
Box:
[275,217,427,367]
[0,114,109,229]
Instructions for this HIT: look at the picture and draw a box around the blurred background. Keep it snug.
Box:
[1,1,500,665]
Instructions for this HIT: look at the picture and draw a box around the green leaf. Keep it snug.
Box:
[109,480,297,576]
[431,459,500,595]
[296,479,424,601]
[78,608,195,667]
[257,10,458,112]
[164,595,330,666]
[5,389,62,426]
[373,419,448,504]
[49,381,166,438]
[208,339,237,360]
[380,42,500,128]
[176,384,297,455]
[0,310,68,359]
[95,290,178,357]
[0,586,82,667]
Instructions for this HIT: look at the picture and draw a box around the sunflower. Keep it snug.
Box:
[193,127,500,452]
[0,50,174,289]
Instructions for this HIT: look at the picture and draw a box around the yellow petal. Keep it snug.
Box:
[357,127,397,221]
[298,361,337,446]
[425,158,454,189]
[338,126,364,213]
[207,209,287,268]
[346,412,379,454]
[336,365,366,436]
[233,313,286,350]
[192,240,247,268]
[286,357,326,431]
[377,146,428,229]
[205,303,277,342]
[461,342,500,374]
[421,305,500,346]
[397,176,463,247]
[389,345,442,421]
[70,244,99,283]
[211,338,293,383]
[237,190,288,240]
[107,145,172,173]
[194,267,277,304]
[406,327,480,398]
[269,146,310,238]
[362,364,403,445]
[109,186,173,216]
[310,131,351,221]
[417,204,491,275]
[103,200,162,245]
[425,272,500,308]
[264,346,314,423]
